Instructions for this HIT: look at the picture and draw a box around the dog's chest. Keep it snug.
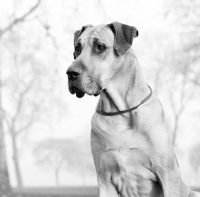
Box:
[91,113,160,196]
[91,112,149,153]
[91,113,155,175]
[91,113,136,150]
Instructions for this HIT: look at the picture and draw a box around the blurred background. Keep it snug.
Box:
[0,0,200,196]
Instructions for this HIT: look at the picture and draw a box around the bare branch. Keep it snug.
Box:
[0,0,42,37]
[16,116,36,136]
[13,79,35,121]
[186,75,200,88]
[37,19,58,49]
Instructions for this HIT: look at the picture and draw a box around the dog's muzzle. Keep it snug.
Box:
[66,69,86,98]
[67,65,102,98]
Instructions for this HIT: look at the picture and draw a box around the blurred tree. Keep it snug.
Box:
[33,137,95,186]
[33,138,69,186]
[0,0,62,189]
[141,32,197,147]
[3,54,49,189]
[165,0,200,88]
[142,0,200,147]
[164,0,200,146]
[0,73,12,196]
[0,0,42,188]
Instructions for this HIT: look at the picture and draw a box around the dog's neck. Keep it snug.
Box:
[97,50,149,115]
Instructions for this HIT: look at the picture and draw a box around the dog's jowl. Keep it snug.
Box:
[67,22,200,197]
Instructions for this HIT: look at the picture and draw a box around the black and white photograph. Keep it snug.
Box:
[0,0,200,196]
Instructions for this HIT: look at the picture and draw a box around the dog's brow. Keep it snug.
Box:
[76,39,82,45]
[93,37,106,44]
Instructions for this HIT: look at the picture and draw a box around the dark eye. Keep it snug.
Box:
[96,43,106,53]
[74,44,81,59]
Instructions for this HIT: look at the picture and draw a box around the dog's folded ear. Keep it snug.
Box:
[107,22,138,55]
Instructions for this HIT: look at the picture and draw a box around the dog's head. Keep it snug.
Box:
[66,22,138,98]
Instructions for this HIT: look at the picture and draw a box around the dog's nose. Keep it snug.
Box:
[66,70,81,80]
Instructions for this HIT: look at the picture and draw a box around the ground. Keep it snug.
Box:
[13,186,200,197]
[13,186,98,197]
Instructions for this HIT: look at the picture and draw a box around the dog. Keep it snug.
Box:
[66,22,200,197]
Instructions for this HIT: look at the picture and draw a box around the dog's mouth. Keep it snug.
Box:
[71,86,85,98]
[69,85,102,98]
[68,76,102,98]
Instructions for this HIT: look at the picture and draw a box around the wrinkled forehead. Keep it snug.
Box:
[78,25,114,46]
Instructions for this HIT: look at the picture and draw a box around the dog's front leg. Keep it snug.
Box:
[154,165,181,197]
[97,176,119,197]
[98,185,119,197]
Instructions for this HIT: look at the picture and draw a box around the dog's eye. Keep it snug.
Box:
[74,44,81,58]
[75,45,81,54]
[96,44,106,53]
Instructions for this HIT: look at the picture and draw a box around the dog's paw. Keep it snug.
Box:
[111,173,136,197]
[111,171,155,197]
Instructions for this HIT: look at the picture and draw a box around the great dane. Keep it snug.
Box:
[66,22,200,197]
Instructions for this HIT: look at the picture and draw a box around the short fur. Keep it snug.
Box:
[67,22,200,197]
